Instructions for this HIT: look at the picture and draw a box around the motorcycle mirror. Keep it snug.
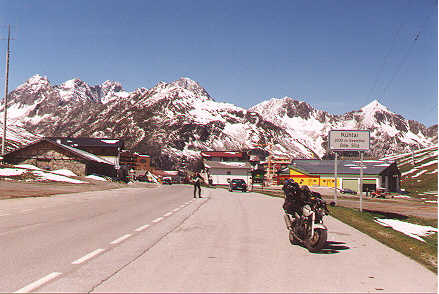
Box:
[329,201,336,207]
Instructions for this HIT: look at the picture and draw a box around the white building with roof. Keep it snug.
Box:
[204,160,252,185]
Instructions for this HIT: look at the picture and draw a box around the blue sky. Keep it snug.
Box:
[0,0,437,126]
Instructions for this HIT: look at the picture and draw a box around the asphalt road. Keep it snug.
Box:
[0,185,436,293]
[0,184,198,293]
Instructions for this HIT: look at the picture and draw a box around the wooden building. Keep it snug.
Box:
[47,137,124,166]
[119,151,151,178]
[3,138,116,177]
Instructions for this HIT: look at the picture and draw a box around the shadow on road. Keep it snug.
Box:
[316,241,351,254]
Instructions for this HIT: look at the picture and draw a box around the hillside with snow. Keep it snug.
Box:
[0,75,436,168]
[381,146,438,202]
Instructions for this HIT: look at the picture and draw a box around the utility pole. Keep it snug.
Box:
[2,25,11,156]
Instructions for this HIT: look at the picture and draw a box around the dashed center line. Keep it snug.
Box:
[15,272,62,293]
[110,234,132,245]
[0,213,10,217]
[12,199,201,293]
[152,217,164,223]
[15,200,197,291]
[72,248,105,265]
[135,224,150,232]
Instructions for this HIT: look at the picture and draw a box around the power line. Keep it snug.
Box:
[366,19,406,101]
[1,24,13,156]
[379,1,436,100]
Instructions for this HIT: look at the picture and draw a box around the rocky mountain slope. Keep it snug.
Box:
[0,75,436,168]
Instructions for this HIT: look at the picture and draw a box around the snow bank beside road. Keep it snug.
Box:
[375,218,437,242]
[86,175,107,181]
[52,169,78,177]
[0,168,26,176]
[33,171,86,184]
[15,164,42,170]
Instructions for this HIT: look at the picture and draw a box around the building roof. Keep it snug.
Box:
[204,160,252,170]
[201,151,244,158]
[152,170,178,177]
[5,139,114,166]
[46,137,124,149]
[289,159,397,176]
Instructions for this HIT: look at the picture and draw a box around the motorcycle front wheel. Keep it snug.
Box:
[305,228,327,252]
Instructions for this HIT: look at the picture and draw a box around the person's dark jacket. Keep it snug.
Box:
[282,180,310,215]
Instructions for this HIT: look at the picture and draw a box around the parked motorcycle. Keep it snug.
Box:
[283,196,334,252]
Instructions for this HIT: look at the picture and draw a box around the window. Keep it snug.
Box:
[226,171,231,175]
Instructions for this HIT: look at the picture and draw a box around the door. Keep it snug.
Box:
[342,179,358,192]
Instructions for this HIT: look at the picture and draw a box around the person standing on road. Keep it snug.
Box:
[192,172,204,198]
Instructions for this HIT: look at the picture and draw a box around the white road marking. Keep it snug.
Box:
[135,224,151,232]
[172,207,180,212]
[163,212,173,217]
[0,213,10,217]
[72,248,105,264]
[21,209,33,213]
[152,217,164,223]
[179,205,185,208]
[110,234,132,245]
[15,272,62,293]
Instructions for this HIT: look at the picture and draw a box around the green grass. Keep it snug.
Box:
[328,206,437,273]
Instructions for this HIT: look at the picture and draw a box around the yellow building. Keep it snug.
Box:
[276,159,401,192]
[278,166,339,187]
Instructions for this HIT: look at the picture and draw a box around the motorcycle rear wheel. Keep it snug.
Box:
[305,228,327,252]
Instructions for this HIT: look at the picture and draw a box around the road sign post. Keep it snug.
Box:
[334,152,338,202]
[359,151,364,212]
[329,130,370,211]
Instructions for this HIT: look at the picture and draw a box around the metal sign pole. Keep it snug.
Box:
[334,152,338,203]
[359,151,364,212]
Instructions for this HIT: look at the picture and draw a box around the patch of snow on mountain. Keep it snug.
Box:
[7,102,37,119]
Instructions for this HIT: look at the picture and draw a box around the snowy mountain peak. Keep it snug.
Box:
[17,74,50,91]
[26,74,49,84]
[61,78,85,89]
[170,77,211,99]
[99,80,123,96]
[173,77,200,88]
[57,78,99,102]
[361,99,392,114]
[98,80,130,104]
[101,80,122,91]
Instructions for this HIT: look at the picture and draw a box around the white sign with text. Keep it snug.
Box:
[329,130,370,151]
